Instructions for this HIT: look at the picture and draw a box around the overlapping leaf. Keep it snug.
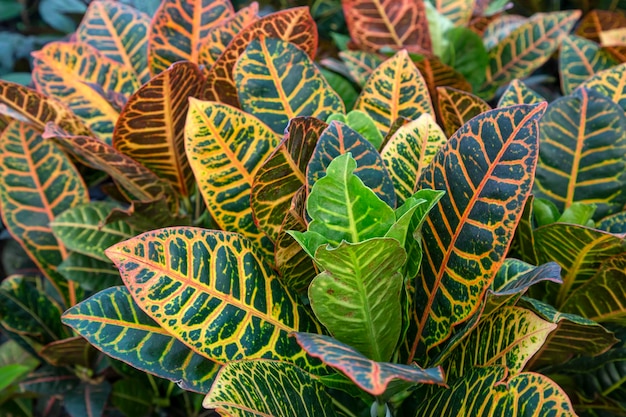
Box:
[535,224,626,308]
[251,117,326,242]
[51,201,143,262]
[441,306,556,382]
[185,99,279,258]
[234,37,344,135]
[355,50,434,137]
[411,366,577,417]
[436,86,491,138]
[0,122,88,305]
[406,103,546,364]
[38,336,94,368]
[114,62,204,197]
[307,122,396,209]
[148,0,234,76]
[58,253,121,293]
[32,42,140,143]
[431,0,474,27]
[339,50,383,86]
[294,332,444,397]
[480,11,581,98]
[76,1,151,84]
[482,14,527,50]
[414,56,472,100]
[597,211,626,233]
[534,88,626,220]
[380,113,447,205]
[197,3,259,68]
[0,81,91,135]
[43,124,176,207]
[497,79,545,107]
[106,228,325,371]
[64,382,111,417]
[579,62,626,112]
[62,286,218,393]
[560,35,619,95]
[342,0,431,52]
[204,7,317,107]
[203,360,337,416]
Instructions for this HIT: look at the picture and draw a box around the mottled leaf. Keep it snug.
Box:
[597,211,626,234]
[436,86,491,137]
[579,62,626,112]
[560,35,619,95]
[339,50,383,86]
[497,79,545,107]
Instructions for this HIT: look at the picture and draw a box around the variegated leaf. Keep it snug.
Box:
[436,86,491,138]
[560,34,619,95]
[579,62,626,112]
[497,79,545,108]
[339,50,383,86]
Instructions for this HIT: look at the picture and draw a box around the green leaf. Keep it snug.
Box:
[298,153,395,251]
[39,0,86,33]
[558,202,597,226]
[534,88,626,220]
[306,121,396,208]
[0,364,32,392]
[409,366,577,417]
[327,110,385,150]
[111,379,153,417]
[62,286,220,393]
[533,197,561,227]
[319,69,359,112]
[51,201,143,262]
[441,306,556,382]
[441,27,488,90]
[58,253,121,292]
[294,332,444,397]
[425,2,454,57]
[559,35,619,95]
[520,297,618,369]
[204,360,337,416]
[234,37,344,136]
[309,238,406,362]
[386,190,444,248]
[64,381,111,417]
[105,228,326,373]
[0,1,23,23]
[405,103,546,364]
[380,113,447,205]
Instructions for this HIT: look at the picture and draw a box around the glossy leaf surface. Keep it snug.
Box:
[204,7,317,107]
[309,238,405,362]
[380,113,446,205]
[534,88,626,220]
[51,201,143,262]
[203,360,337,416]
[114,62,204,197]
[559,35,619,95]
[77,1,151,84]
[106,228,324,370]
[185,100,279,258]
[342,0,431,53]
[0,122,87,305]
[355,50,434,137]
[407,103,546,364]
[148,0,234,76]
[63,286,219,393]
[480,11,581,98]
[234,37,344,135]
[294,332,444,396]
[436,86,491,138]
[497,79,545,107]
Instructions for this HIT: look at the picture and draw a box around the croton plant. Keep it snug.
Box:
[0,0,625,416]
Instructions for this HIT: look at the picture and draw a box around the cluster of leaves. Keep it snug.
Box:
[0,0,625,416]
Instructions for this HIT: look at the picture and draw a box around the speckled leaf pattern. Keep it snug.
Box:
[203,360,337,417]
[51,201,143,262]
[306,121,396,208]
[234,37,344,135]
[561,255,626,324]
[106,228,325,371]
[380,113,446,205]
[62,286,219,393]
[294,333,444,396]
[480,11,581,98]
[559,35,619,95]
[579,62,626,112]
[0,122,88,306]
[147,0,234,76]
[251,117,327,242]
[534,88,626,220]
[185,99,280,258]
[203,7,317,107]
[441,306,556,382]
[431,0,475,27]
[32,42,140,144]
[436,87,491,138]
[76,1,151,84]
[43,125,176,207]
[535,223,626,308]
[497,79,545,108]
[197,3,259,68]
[113,62,204,197]
[342,0,431,52]
[412,366,577,417]
[520,297,617,369]
[597,211,626,234]
[339,51,383,86]
[355,50,434,137]
[406,103,546,364]
[0,81,91,135]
